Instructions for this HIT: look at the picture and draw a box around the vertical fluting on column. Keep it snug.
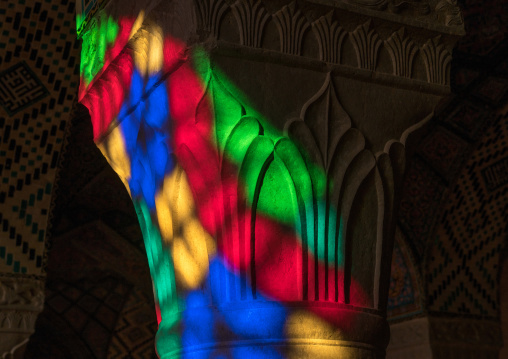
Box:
[77,0,463,358]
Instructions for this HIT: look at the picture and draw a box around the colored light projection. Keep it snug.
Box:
[79,13,368,359]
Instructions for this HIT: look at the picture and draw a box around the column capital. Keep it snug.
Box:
[0,276,44,359]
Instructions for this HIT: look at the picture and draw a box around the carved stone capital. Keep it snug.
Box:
[0,277,44,359]
[77,1,464,357]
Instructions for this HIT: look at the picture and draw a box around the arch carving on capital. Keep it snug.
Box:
[194,68,413,311]
[284,73,409,310]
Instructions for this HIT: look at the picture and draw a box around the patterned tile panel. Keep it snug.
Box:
[455,0,507,58]
[25,274,132,358]
[440,100,492,141]
[482,156,508,192]
[0,0,80,276]
[426,107,508,316]
[398,157,447,263]
[0,61,48,115]
[107,287,158,358]
[419,126,470,182]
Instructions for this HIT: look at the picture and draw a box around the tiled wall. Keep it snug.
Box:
[0,0,80,276]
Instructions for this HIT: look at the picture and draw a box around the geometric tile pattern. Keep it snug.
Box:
[454,0,507,57]
[107,287,158,358]
[426,108,508,317]
[25,274,132,358]
[419,126,470,182]
[482,155,508,192]
[441,100,491,142]
[398,156,447,263]
[396,0,508,320]
[0,61,48,115]
[0,0,80,276]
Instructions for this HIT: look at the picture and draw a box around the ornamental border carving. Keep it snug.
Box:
[0,278,44,334]
[193,0,460,88]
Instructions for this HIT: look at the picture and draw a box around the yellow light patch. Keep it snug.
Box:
[184,218,216,268]
[96,127,131,195]
[132,23,164,77]
[285,310,343,359]
[107,126,131,182]
[172,236,204,289]
[132,29,149,77]
[147,25,163,76]
[155,168,215,290]
[173,170,195,221]
[128,10,145,41]
[155,190,173,243]
[97,142,108,160]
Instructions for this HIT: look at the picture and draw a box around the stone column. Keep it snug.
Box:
[77,0,463,357]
